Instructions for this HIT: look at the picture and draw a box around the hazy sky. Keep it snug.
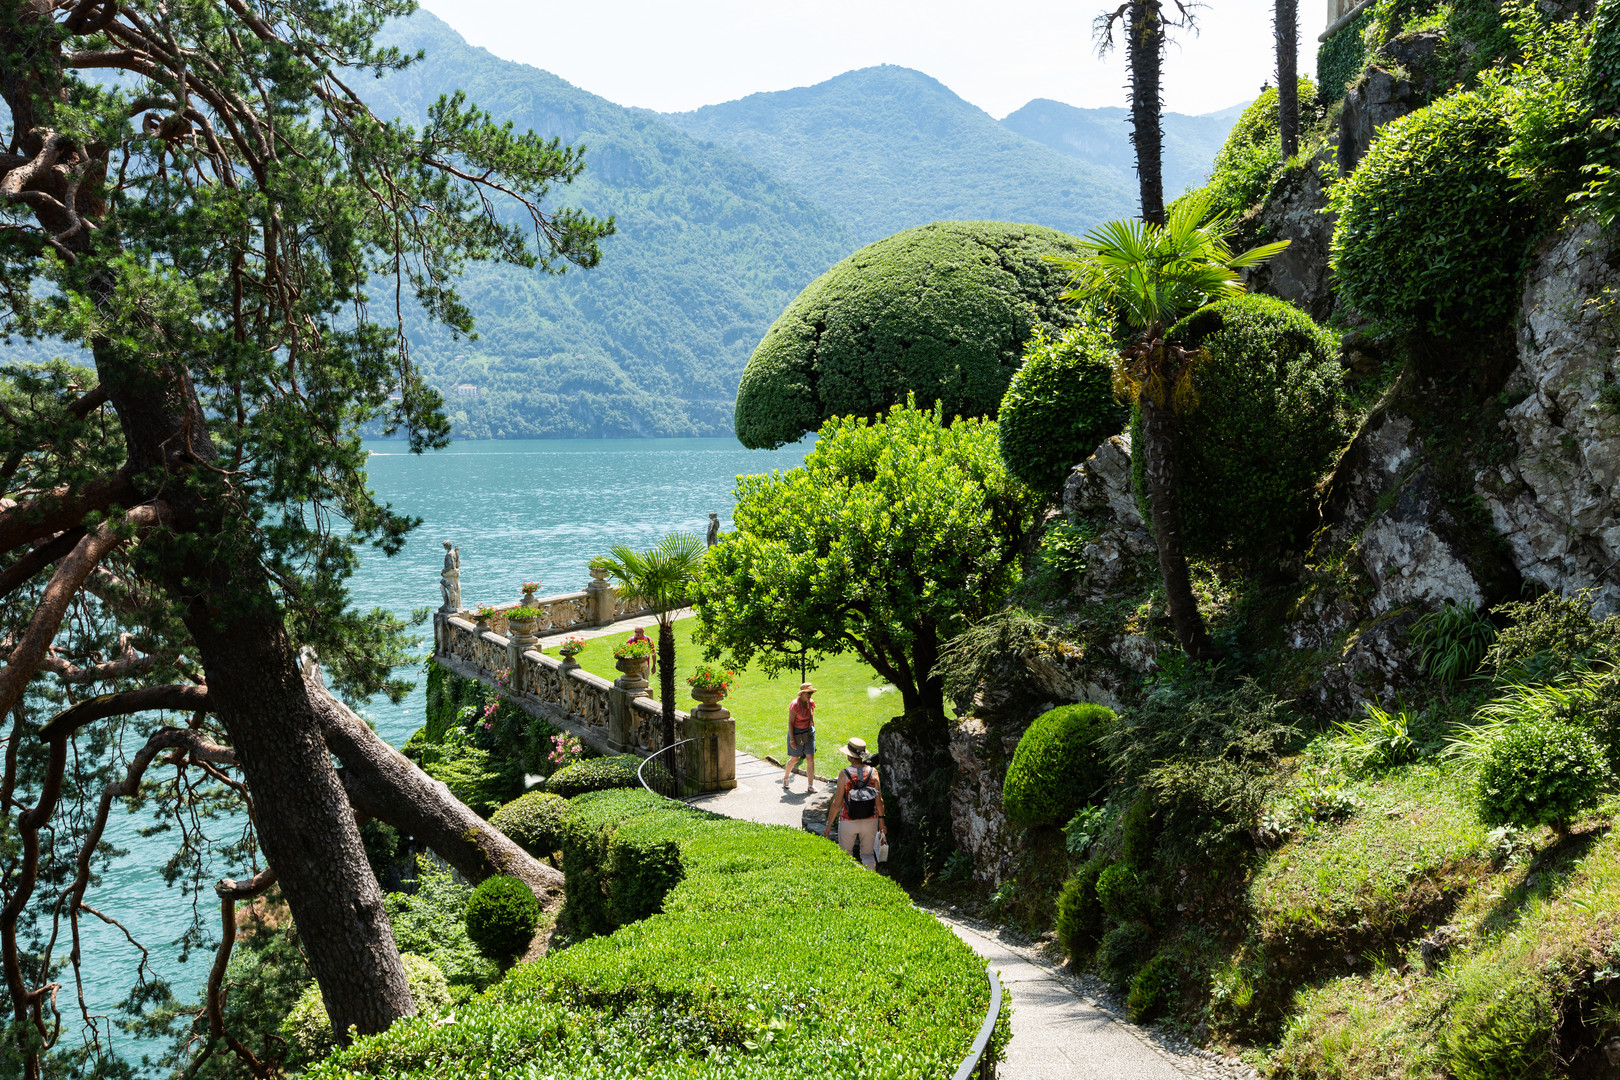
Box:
[418,0,1332,119]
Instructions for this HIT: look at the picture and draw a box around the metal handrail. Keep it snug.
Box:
[638,737,702,799]
[952,964,1003,1080]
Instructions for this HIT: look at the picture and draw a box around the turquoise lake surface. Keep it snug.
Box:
[80,436,809,1063]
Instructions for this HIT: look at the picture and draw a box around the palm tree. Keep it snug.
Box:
[1096,0,1198,225]
[1276,0,1300,159]
[1051,191,1289,658]
[600,531,707,749]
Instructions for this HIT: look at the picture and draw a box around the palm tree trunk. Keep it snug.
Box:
[1276,0,1300,159]
[1139,393,1218,658]
[657,621,677,749]
[1127,0,1168,226]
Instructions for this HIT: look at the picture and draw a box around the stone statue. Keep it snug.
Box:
[439,540,461,612]
[706,512,720,548]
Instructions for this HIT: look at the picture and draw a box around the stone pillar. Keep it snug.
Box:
[586,566,616,625]
[687,699,737,791]
[606,685,644,753]
[506,617,540,686]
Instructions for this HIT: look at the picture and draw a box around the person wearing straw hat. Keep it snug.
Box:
[782,683,818,791]
[824,737,885,869]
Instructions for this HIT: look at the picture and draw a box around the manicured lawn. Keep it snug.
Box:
[546,616,900,764]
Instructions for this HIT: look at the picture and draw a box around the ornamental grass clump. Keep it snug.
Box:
[1476,716,1611,833]
[464,875,542,959]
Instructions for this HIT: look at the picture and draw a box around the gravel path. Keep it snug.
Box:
[692,756,1262,1080]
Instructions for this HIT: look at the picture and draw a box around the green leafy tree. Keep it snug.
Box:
[0,0,608,1069]
[693,398,1043,726]
[599,533,707,749]
[1051,192,1288,657]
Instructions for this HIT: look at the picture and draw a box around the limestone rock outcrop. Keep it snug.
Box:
[1338,31,1442,175]
[1239,154,1337,321]
[1477,219,1620,616]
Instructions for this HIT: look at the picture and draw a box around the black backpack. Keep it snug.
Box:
[845,766,878,820]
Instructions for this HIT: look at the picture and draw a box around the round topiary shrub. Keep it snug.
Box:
[1329,87,1525,338]
[1055,858,1109,959]
[490,791,569,858]
[1094,921,1153,990]
[1127,952,1180,1022]
[1002,703,1116,829]
[464,875,542,959]
[1133,293,1349,563]
[733,221,1085,449]
[996,321,1129,494]
[281,954,451,1063]
[1095,863,1146,923]
[1477,716,1612,833]
[545,754,646,798]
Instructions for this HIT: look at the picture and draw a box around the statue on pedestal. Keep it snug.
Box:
[706,512,720,548]
[439,540,461,612]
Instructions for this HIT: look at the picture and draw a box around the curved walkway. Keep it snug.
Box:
[691,761,1194,1080]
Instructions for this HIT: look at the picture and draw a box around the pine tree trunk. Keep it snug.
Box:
[1139,392,1218,659]
[1276,0,1300,159]
[658,622,677,749]
[1127,0,1168,226]
[93,339,416,1039]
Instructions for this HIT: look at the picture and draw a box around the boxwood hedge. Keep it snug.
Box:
[1002,703,1116,829]
[490,790,568,857]
[996,322,1127,495]
[546,754,646,797]
[307,789,1006,1079]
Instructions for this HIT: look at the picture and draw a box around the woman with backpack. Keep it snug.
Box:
[823,737,886,869]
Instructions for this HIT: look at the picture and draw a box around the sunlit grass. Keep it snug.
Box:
[546,616,901,764]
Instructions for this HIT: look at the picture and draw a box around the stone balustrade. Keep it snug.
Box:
[430,554,734,791]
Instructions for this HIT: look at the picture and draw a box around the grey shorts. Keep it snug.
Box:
[787,728,815,758]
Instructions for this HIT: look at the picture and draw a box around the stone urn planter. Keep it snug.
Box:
[614,655,651,690]
[557,650,582,671]
[520,587,539,607]
[690,686,726,709]
[472,609,494,631]
[588,565,611,583]
[507,614,542,645]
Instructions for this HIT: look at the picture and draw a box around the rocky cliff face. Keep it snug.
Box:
[1478,219,1620,616]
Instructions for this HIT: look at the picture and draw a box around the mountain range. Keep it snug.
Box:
[7,12,1245,438]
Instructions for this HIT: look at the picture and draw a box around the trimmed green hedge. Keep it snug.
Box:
[308,789,1006,1078]
[490,791,568,858]
[733,221,1084,449]
[1133,293,1348,562]
[1201,79,1318,219]
[1002,703,1115,829]
[465,875,542,959]
[1055,858,1108,958]
[545,754,646,797]
[1329,87,1524,338]
[996,322,1128,495]
[1317,9,1374,105]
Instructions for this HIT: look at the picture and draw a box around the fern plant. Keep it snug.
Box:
[1410,600,1498,684]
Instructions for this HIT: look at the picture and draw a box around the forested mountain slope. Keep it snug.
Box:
[364,12,856,437]
[663,66,1136,245]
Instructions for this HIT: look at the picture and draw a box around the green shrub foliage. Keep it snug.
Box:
[464,875,542,959]
[1329,88,1525,338]
[310,788,1006,1079]
[1136,294,1347,562]
[733,221,1084,449]
[1202,80,1320,218]
[995,322,1128,493]
[546,754,646,798]
[1127,953,1179,1022]
[1095,922,1153,990]
[386,859,501,998]
[1441,974,1558,1080]
[1591,0,1620,117]
[490,791,569,857]
[1002,703,1116,829]
[282,954,450,1064]
[1476,717,1611,831]
[1055,858,1109,959]
[1096,863,1146,923]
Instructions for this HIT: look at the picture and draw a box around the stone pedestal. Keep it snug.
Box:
[586,574,616,625]
[507,617,540,677]
[687,708,736,791]
[607,685,644,753]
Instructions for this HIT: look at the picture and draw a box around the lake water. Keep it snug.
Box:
[79,436,810,1064]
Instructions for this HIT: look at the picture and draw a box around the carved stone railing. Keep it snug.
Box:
[429,555,731,790]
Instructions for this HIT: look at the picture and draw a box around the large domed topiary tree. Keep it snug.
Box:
[733,221,1086,449]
